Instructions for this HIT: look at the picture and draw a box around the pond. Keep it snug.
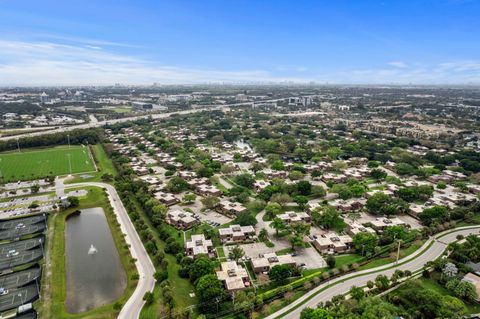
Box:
[65,207,126,313]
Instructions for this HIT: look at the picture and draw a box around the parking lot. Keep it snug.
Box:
[0,204,54,220]
[198,209,232,226]
[237,242,326,270]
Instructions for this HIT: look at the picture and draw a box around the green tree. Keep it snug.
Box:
[234,173,255,189]
[370,169,387,180]
[268,264,293,284]
[228,246,245,262]
[353,232,379,255]
[295,181,312,196]
[326,255,336,268]
[366,192,408,216]
[166,176,189,193]
[300,307,332,319]
[349,285,365,300]
[294,195,308,209]
[265,202,282,220]
[235,212,257,226]
[195,274,225,312]
[289,234,304,250]
[271,160,285,171]
[419,205,449,226]
[312,206,345,231]
[67,196,80,207]
[374,274,390,291]
[182,193,197,204]
[189,256,215,282]
[201,196,220,209]
[271,217,285,236]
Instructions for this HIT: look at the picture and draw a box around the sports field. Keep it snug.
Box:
[0,146,96,182]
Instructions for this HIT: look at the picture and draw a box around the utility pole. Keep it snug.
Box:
[67,134,71,149]
[396,240,401,265]
[67,154,72,174]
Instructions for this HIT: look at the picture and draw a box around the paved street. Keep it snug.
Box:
[266,226,480,319]
[65,181,156,319]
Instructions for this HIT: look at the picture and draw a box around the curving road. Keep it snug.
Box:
[65,182,156,319]
[266,226,480,319]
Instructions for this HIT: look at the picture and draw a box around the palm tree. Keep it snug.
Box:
[271,217,285,236]
[229,245,245,262]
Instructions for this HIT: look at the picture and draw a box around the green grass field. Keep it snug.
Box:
[0,146,95,182]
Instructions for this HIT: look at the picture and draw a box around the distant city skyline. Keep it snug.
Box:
[0,0,479,86]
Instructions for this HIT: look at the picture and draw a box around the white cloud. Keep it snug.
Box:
[388,61,408,68]
[0,39,478,85]
[0,39,311,86]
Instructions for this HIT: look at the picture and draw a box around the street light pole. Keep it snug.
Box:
[67,154,72,174]
[396,240,401,264]
[67,134,70,149]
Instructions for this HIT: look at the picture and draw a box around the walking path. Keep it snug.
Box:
[61,180,155,319]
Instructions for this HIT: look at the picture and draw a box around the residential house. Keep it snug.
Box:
[219,224,256,243]
[251,252,296,274]
[154,191,179,206]
[277,212,311,224]
[216,261,251,292]
[218,200,247,216]
[185,234,215,258]
[167,210,198,230]
[313,234,353,254]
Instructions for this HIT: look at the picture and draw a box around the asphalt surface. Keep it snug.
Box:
[65,182,155,319]
[266,226,480,319]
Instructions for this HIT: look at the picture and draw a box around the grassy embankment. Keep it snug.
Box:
[38,186,137,319]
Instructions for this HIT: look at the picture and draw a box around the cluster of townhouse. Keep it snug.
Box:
[104,120,480,294]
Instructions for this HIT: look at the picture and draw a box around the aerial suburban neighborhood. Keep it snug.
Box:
[0,83,480,319]
[1,1,480,319]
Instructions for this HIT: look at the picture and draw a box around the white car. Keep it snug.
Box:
[6,249,19,257]
[15,223,26,229]
[0,288,8,296]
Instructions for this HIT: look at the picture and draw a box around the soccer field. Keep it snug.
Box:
[0,145,96,182]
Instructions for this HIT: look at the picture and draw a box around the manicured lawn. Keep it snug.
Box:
[357,240,425,271]
[0,145,95,182]
[217,247,226,258]
[276,248,294,255]
[66,144,117,184]
[38,186,137,319]
[335,254,364,268]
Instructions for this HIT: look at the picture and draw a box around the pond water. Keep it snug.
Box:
[65,207,126,313]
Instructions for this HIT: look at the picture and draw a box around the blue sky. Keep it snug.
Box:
[0,0,479,85]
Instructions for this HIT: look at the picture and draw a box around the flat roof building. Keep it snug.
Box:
[251,252,296,274]
[216,261,251,292]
